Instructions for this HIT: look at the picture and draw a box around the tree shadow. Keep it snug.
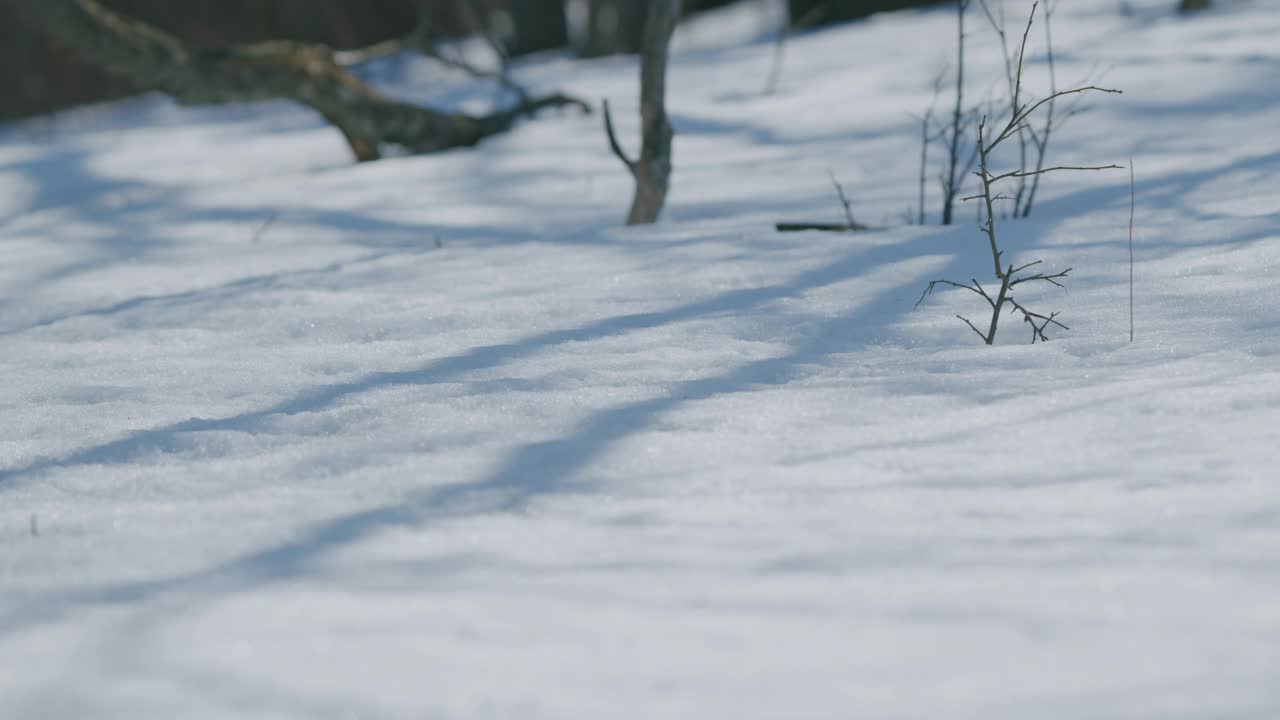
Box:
[0,226,966,637]
[0,227,960,487]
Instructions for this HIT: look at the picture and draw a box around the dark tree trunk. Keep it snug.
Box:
[615,0,647,54]
[581,0,609,57]
[789,0,947,26]
[603,0,680,225]
[579,0,647,57]
[506,0,568,57]
[6,0,585,163]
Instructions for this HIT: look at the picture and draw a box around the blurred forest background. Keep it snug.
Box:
[0,0,952,122]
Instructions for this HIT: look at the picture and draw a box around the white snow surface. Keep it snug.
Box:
[2,0,1279,717]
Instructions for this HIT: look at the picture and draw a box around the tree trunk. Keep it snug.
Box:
[6,0,584,162]
[581,0,609,57]
[579,0,646,57]
[615,0,648,54]
[789,0,947,26]
[603,0,680,225]
[506,0,568,57]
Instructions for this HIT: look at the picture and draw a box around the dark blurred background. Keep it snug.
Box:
[0,0,952,122]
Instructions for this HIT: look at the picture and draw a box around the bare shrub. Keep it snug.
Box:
[915,2,1122,344]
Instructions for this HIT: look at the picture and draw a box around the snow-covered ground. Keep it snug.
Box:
[2,0,1278,717]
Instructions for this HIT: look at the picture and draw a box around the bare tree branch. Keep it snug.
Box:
[1019,0,1058,216]
[957,314,989,340]
[989,163,1124,183]
[1008,267,1071,287]
[941,0,974,226]
[915,4,1119,346]
[989,85,1121,153]
[6,0,587,163]
[602,99,637,172]
[829,171,862,232]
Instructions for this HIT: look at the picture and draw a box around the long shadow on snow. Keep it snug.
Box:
[16,144,1266,484]
[0,228,965,637]
[0,145,589,324]
[0,249,420,337]
[17,91,1275,648]
[0,230,957,485]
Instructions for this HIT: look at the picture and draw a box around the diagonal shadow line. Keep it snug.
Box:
[0,239,953,640]
[0,250,407,337]
[0,230,962,489]
[17,137,1248,491]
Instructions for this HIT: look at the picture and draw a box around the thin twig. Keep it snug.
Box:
[1009,266,1071,287]
[942,0,971,225]
[917,68,947,224]
[602,99,636,173]
[1011,1,1038,212]
[957,314,988,340]
[914,0,1117,345]
[990,164,1123,182]
[829,171,860,232]
[1010,1,1037,132]
[989,85,1122,153]
[916,278,988,309]
[1020,0,1057,217]
[1008,298,1068,342]
[765,4,825,94]
[971,278,995,307]
[250,211,278,243]
[977,0,1031,215]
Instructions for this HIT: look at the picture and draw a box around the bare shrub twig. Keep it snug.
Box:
[914,69,949,224]
[941,0,974,225]
[829,171,862,232]
[915,2,1122,345]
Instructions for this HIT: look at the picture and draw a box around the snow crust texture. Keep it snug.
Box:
[1,1,1278,717]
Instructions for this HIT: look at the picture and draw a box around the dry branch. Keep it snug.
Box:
[978,0,1031,214]
[829,172,862,232]
[776,222,869,232]
[914,4,1122,345]
[915,68,949,224]
[773,172,871,233]
[1019,0,1058,216]
[941,0,973,225]
[8,0,587,163]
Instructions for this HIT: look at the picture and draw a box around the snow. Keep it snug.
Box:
[2,0,1279,717]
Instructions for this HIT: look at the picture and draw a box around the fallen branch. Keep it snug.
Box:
[775,222,870,232]
[8,0,588,163]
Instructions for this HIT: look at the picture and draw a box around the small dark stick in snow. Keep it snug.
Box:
[251,212,278,243]
[828,171,861,232]
[30,514,38,537]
